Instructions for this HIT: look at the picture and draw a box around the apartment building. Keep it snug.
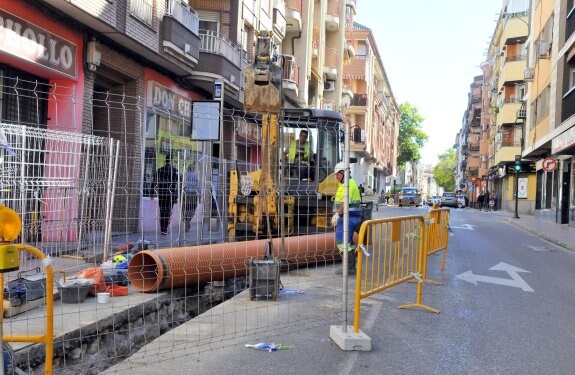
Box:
[1,0,400,241]
[343,20,400,193]
[484,0,533,213]
[522,0,574,224]
[459,76,483,200]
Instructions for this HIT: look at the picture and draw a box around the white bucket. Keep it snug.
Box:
[97,292,110,304]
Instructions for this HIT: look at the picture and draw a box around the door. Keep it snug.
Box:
[560,160,570,224]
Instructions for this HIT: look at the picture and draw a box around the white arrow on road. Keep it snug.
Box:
[450,224,476,231]
[456,262,533,292]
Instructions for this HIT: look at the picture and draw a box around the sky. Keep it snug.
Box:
[354,0,503,166]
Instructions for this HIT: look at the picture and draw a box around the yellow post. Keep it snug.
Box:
[0,205,53,374]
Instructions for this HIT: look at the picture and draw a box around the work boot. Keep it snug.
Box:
[348,252,356,275]
[335,252,356,275]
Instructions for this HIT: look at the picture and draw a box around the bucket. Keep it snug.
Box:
[97,292,110,304]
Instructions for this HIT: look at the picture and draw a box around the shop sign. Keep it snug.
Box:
[147,81,191,118]
[551,126,575,154]
[0,10,77,78]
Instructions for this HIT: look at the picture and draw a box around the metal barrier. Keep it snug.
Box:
[425,208,451,277]
[353,215,438,333]
[0,244,54,374]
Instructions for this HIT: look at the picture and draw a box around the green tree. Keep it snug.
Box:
[433,148,456,192]
[397,103,428,168]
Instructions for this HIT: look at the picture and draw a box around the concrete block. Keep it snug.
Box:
[329,325,372,351]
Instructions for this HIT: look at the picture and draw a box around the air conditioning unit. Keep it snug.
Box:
[323,80,336,92]
[538,40,550,58]
[524,67,535,81]
[481,124,488,132]
[516,108,527,119]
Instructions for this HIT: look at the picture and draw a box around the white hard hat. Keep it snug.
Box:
[334,162,346,174]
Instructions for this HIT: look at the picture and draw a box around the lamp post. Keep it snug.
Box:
[514,155,521,219]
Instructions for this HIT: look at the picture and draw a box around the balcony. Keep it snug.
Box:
[285,0,303,32]
[502,12,529,44]
[496,102,522,126]
[495,143,522,165]
[347,93,368,114]
[273,5,287,41]
[468,167,479,177]
[498,59,526,91]
[199,31,247,69]
[190,31,248,106]
[324,48,339,80]
[161,2,201,67]
[282,55,299,101]
[130,0,153,26]
[326,0,340,31]
[469,143,480,152]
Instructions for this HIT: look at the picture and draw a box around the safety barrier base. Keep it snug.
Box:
[330,325,372,351]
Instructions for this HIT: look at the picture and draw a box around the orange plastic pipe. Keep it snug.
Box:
[128,233,337,292]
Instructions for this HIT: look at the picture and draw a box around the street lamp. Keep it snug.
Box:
[513,155,521,219]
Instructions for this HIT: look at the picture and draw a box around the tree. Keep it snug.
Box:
[433,148,456,192]
[397,103,428,168]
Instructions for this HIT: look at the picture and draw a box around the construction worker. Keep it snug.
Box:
[286,130,312,179]
[331,162,362,275]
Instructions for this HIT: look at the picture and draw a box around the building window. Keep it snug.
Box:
[569,68,575,90]
[130,0,154,26]
[198,10,220,34]
[357,42,367,58]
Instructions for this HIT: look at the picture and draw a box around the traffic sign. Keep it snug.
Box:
[542,157,557,172]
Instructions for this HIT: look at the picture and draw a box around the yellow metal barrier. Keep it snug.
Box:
[0,244,54,374]
[425,208,451,277]
[353,215,438,333]
[0,203,53,374]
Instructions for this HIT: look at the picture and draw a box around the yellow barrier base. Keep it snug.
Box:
[398,302,440,314]
[408,278,443,285]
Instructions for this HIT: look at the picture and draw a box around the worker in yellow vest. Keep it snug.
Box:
[331,162,363,275]
[286,130,312,179]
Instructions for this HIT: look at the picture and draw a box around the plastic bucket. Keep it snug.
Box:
[97,292,110,304]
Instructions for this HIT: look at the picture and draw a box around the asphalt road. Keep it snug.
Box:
[106,205,575,375]
[365,205,575,374]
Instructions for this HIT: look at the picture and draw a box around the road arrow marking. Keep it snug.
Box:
[450,224,475,231]
[456,262,533,292]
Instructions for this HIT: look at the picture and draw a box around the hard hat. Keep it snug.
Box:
[334,162,346,174]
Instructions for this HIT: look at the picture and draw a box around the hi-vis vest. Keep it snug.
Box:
[333,178,362,212]
[288,140,309,162]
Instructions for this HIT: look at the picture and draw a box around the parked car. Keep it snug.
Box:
[398,187,423,207]
[456,194,466,208]
[427,195,441,206]
[440,192,457,207]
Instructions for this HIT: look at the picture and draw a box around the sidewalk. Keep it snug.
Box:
[466,207,575,252]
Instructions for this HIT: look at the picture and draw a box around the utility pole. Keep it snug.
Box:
[514,155,521,219]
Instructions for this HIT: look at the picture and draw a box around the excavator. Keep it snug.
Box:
[228,31,344,241]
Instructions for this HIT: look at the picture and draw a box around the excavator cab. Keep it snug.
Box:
[228,109,343,241]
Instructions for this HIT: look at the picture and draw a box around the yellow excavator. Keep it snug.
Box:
[228,31,344,241]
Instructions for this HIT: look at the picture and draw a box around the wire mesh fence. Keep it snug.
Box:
[0,76,354,374]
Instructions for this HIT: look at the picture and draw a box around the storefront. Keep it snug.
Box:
[0,2,84,242]
[142,69,205,232]
[550,126,575,225]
